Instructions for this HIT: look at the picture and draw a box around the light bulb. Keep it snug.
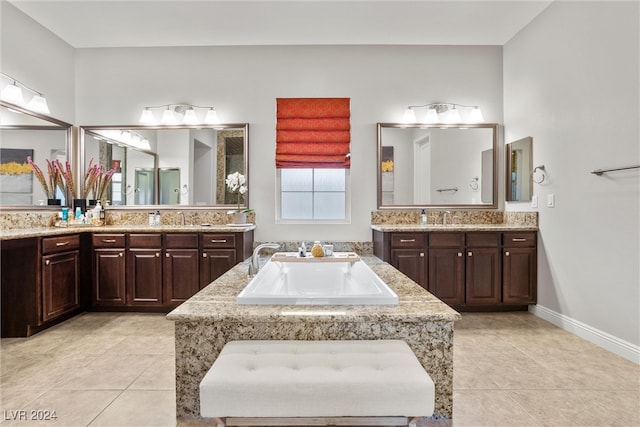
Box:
[1,82,24,105]
[468,107,485,123]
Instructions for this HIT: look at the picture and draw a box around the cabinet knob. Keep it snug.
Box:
[203,253,207,258]
[468,252,473,257]
[457,252,463,257]
[505,251,510,256]
[119,252,123,257]
[45,259,50,265]
[420,252,424,257]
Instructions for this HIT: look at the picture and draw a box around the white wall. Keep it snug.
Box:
[504,1,640,351]
[75,45,503,241]
[0,2,75,123]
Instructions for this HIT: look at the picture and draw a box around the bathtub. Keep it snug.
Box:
[237,253,399,305]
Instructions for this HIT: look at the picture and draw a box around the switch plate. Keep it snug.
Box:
[531,195,538,208]
[547,194,555,208]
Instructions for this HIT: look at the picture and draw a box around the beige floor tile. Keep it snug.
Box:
[129,355,176,390]
[88,390,176,427]
[452,389,539,426]
[105,336,175,355]
[1,353,98,391]
[54,353,156,390]
[0,390,120,427]
[0,389,46,414]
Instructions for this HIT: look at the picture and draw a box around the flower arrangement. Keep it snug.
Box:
[27,157,65,199]
[225,171,249,212]
[89,162,116,202]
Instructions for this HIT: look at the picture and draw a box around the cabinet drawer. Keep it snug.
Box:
[42,234,80,254]
[92,234,126,248]
[165,233,199,248]
[202,233,236,249]
[390,233,424,249]
[429,233,464,248]
[466,233,500,248]
[129,234,162,248]
[503,232,536,247]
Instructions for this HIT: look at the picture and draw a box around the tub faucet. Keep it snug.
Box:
[249,243,281,277]
[443,211,452,226]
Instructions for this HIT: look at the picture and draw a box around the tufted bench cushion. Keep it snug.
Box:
[200,340,435,420]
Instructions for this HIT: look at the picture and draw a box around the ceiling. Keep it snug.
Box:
[8,0,552,48]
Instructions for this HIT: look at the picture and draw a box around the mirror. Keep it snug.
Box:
[505,136,533,202]
[80,124,248,208]
[0,101,72,208]
[377,123,498,209]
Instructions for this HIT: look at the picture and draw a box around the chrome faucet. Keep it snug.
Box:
[443,211,452,226]
[248,243,281,277]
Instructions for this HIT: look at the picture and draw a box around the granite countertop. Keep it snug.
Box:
[167,256,461,323]
[371,223,538,232]
[0,224,257,241]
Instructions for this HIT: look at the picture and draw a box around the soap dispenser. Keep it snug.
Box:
[420,208,427,226]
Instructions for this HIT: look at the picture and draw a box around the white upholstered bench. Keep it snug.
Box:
[200,340,435,427]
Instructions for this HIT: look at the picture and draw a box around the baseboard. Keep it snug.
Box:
[529,305,640,364]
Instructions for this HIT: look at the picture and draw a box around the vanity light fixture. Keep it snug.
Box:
[403,103,484,125]
[0,72,50,114]
[93,129,151,151]
[139,103,218,125]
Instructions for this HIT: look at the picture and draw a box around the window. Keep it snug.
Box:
[278,168,349,222]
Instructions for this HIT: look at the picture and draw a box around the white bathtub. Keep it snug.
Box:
[237,254,399,305]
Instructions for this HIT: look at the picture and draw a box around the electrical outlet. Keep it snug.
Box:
[547,194,555,208]
[531,195,538,208]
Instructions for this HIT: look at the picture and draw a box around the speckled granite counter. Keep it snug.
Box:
[0,224,256,241]
[371,223,538,232]
[167,256,461,420]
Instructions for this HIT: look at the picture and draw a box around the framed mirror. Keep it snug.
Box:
[79,124,248,208]
[377,123,498,209]
[505,136,533,202]
[0,100,72,209]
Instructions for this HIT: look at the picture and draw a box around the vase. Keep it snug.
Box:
[73,198,87,213]
[232,212,247,225]
[47,198,61,206]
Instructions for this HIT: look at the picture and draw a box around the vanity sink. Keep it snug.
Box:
[237,253,399,305]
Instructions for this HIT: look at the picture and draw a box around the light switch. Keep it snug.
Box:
[531,195,538,208]
[547,194,555,208]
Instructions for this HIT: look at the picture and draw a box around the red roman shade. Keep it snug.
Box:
[276,98,351,168]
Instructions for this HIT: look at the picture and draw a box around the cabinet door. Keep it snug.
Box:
[164,248,200,305]
[466,247,501,305]
[390,249,426,288]
[428,248,464,305]
[127,249,163,305]
[200,249,236,288]
[94,248,126,306]
[42,250,80,322]
[503,247,537,304]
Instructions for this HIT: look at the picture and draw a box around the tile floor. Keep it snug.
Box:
[0,311,638,426]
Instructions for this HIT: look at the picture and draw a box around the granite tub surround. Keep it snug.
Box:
[254,240,374,255]
[371,210,538,230]
[167,256,461,421]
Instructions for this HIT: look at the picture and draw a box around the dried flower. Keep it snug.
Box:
[28,157,64,199]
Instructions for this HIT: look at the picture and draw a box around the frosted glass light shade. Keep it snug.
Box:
[204,108,218,124]
[468,107,485,123]
[183,108,198,124]
[139,108,155,124]
[1,83,24,104]
[27,94,50,114]
[445,107,461,123]
[160,108,176,124]
[403,108,416,123]
[424,108,439,124]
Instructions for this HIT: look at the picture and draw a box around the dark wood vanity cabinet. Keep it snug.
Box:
[374,229,536,310]
[128,234,163,306]
[92,234,127,306]
[41,235,81,322]
[502,232,537,305]
[164,234,200,305]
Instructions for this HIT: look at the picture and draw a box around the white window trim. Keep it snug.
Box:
[275,169,351,225]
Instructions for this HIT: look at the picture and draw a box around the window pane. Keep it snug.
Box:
[281,169,312,191]
[314,192,345,220]
[281,192,313,219]
[314,169,345,191]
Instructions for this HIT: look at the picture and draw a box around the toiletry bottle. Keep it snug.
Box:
[99,202,105,223]
[420,208,427,226]
[299,242,307,257]
[148,212,155,226]
[75,206,82,221]
[61,207,69,227]
[155,210,161,226]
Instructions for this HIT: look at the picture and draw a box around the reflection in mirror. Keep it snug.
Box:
[377,123,498,209]
[80,124,248,208]
[506,136,533,202]
[0,101,71,208]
